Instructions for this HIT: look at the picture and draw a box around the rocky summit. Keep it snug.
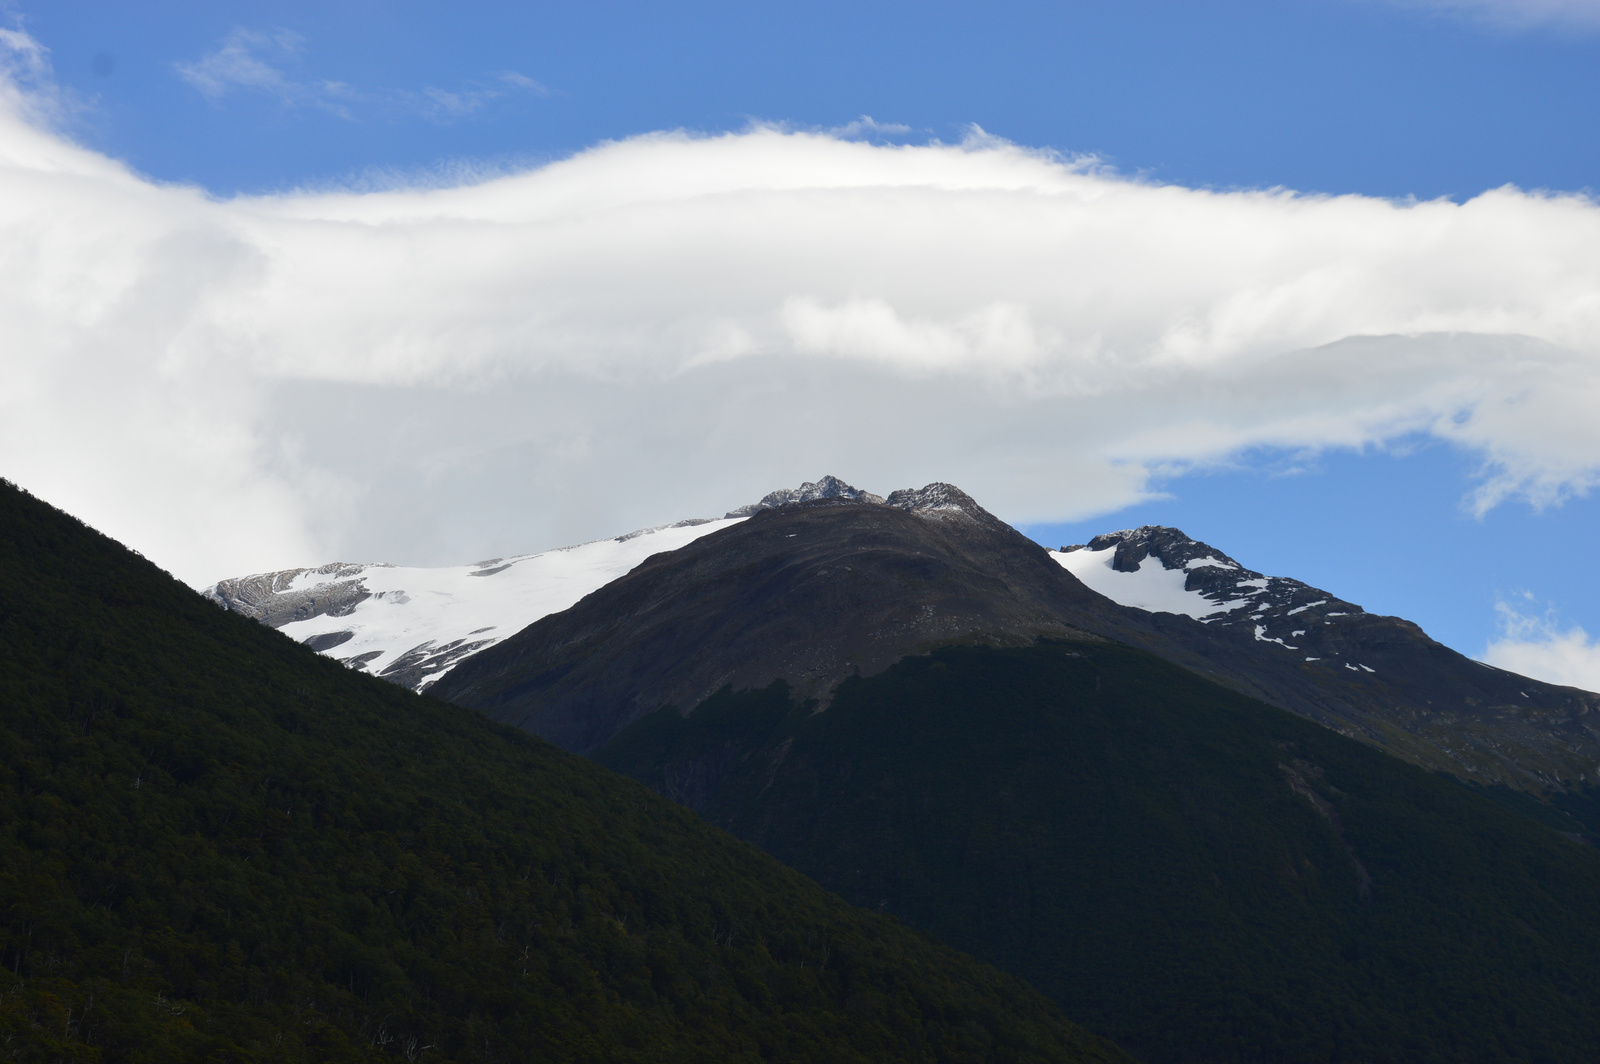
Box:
[725,474,885,517]
[1059,525,1600,789]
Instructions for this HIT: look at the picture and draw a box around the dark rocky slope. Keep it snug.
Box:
[432,485,1127,754]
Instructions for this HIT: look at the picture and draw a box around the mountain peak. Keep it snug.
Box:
[1074,525,1246,574]
[885,481,993,524]
[728,477,1005,532]
[725,475,884,518]
[1058,524,1357,625]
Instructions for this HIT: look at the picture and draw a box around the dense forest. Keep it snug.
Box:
[0,480,1130,1064]
[598,640,1600,1063]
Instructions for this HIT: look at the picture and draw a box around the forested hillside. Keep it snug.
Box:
[598,640,1600,1063]
[0,480,1130,1064]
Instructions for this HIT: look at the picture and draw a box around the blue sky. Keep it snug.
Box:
[28,1,1600,198]
[5,0,1600,685]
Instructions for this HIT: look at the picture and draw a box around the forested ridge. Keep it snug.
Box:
[599,640,1600,1063]
[0,480,1131,1064]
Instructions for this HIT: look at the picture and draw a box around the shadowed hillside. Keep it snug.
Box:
[0,479,1131,1064]
[596,640,1600,1063]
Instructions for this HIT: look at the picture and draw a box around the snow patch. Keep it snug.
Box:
[1184,555,1234,570]
[1052,547,1247,619]
[1254,625,1298,650]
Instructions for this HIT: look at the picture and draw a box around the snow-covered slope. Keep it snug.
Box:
[1052,526,1371,667]
[204,476,883,693]
[206,518,745,691]
[1055,541,1251,619]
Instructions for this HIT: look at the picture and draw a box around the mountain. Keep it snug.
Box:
[426,483,1600,792]
[0,478,1130,1064]
[203,476,877,692]
[214,478,1600,790]
[592,639,1600,1064]
[428,485,1136,755]
[424,483,1600,1059]
[1054,526,1600,789]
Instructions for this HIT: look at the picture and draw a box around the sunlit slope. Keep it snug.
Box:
[0,480,1131,1064]
[597,640,1600,1064]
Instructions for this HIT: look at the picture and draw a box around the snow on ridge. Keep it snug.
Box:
[260,517,746,691]
[1052,545,1248,620]
[1050,526,1377,671]
[213,475,990,693]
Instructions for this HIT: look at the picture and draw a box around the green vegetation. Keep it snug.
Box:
[0,480,1131,1064]
[598,641,1600,1063]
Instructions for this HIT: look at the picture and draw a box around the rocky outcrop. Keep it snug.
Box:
[204,563,377,628]
[725,475,885,517]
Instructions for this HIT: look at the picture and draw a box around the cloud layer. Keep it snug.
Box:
[5,38,1600,587]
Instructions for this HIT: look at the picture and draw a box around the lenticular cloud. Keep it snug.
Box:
[3,47,1600,584]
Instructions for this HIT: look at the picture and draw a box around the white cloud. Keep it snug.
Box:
[6,35,1600,585]
[1482,598,1600,692]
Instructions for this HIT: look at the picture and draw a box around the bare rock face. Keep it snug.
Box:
[430,487,1116,755]
[203,564,376,628]
[885,482,1000,526]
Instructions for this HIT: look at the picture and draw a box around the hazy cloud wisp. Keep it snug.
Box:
[174,28,546,122]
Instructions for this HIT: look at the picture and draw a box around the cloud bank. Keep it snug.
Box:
[4,34,1600,588]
